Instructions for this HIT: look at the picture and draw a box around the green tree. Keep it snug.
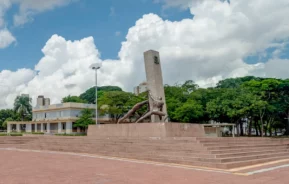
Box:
[62,95,87,103]
[73,109,95,131]
[278,79,289,135]
[98,91,142,123]
[13,95,32,121]
[217,76,261,89]
[174,100,204,123]
[2,117,13,129]
[80,86,122,104]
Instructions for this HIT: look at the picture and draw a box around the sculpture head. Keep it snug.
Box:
[158,96,162,100]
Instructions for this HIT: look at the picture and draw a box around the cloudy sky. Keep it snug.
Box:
[0,0,289,109]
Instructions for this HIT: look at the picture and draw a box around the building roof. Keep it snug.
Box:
[33,102,96,112]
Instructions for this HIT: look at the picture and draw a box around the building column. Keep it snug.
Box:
[66,122,72,134]
[47,123,50,133]
[77,127,81,133]
[58,122,62,133]
[7,124,11,133]
[35,123,37,132]
[41,123,44,132]
[16,124,21,133]
[26,124,32,133]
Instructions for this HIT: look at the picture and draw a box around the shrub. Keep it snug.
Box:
[55,133,86,136]
[9,133,23,136]
[32,132,45,135]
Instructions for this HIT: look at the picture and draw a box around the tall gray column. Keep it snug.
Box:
[41,123,44,132]
[58,122,62,133]
[144,50,168,122]
[35,123,37,132]
[66,122,72,134]
[47,123,50,133]
[26,124,32,133]
[16,124,21,132]
[7,124,11,133]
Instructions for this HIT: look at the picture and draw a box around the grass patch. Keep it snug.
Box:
[55,133,87,136]
[271,136,289,138]
[9,133,23,136]
[0,133,23,136]
[32,132,45,135]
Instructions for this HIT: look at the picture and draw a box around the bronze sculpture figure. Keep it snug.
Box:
[117,90,167,124]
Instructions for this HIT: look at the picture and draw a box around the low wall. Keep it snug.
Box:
[87,123,205,137]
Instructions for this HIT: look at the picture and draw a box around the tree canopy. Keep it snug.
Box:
[73,108,95,131]
[13,95,32,121]
[1,77,289,137]
[79,86,122,104]
[98,91,145,123]
[62,95,87,103]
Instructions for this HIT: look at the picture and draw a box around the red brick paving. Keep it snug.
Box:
[0,150,289,184]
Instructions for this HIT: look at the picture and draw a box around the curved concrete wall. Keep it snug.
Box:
[87,123,205,137]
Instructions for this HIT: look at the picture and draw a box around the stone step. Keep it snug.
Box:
[223,155,289,169]
[206,143,289,150]
[23,140,204,150]
[20,143,208,154]
[218,151,289,163]
[215,149,289,158]
[20,143,289,164]
[201,141,288,146]
[210,146,289,154]
[24,138,200,146]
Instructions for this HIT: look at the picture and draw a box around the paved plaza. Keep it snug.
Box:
[1,148,288,184]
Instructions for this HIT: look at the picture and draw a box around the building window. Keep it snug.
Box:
[62,123,65,130]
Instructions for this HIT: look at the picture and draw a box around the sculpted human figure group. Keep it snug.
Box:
[117,90,167,124]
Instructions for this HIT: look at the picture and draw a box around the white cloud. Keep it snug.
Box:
[12,0,75,26]
[0,0,75,48]
[1,0,289,108]
[0,68,35,108]
[156,0,196,8]
[0,28,16,48]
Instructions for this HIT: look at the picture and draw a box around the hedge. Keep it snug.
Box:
[55,133,87,136]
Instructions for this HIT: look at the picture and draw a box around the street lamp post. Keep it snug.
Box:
[90,63,102,125]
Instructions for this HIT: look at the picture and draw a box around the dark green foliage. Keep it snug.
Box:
[62,95,87,103]
[164,78,289,136]
[79,86,122,104]
[73,109,95,130]
[31,132,45,135]
[98,91,144,123]
[55,133,87,136]
[14,95,32,121]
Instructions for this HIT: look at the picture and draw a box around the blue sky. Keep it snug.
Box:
[0,0,191,71]
[1,0,289,108]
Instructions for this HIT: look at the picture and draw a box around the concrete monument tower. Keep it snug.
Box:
[117,50,168,124]
[144,50,168,122]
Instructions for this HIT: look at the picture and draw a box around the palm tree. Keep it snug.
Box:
[14,95,32,121]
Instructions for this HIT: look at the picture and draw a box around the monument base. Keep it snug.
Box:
[87,123,205,137]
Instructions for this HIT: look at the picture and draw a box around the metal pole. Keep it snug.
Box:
[95,69,98,125]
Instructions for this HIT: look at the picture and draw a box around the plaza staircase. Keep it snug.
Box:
[1,136,289,169]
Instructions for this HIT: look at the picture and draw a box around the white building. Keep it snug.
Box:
[7,96,110,134]
[134,82,148,96]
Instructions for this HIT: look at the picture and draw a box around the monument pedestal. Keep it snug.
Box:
[87,123,205,138]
